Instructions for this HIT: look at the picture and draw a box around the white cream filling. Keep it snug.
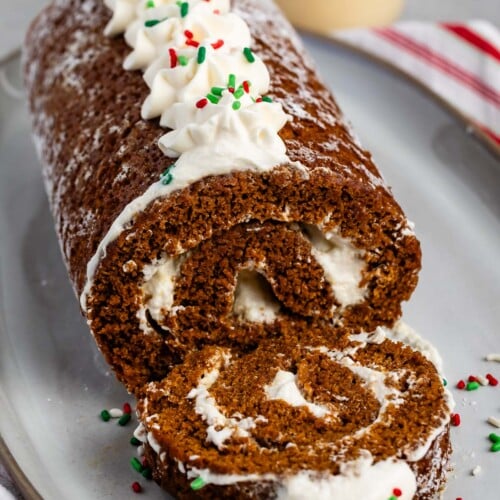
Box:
[114,220,365,329]
[264,370,330,419]
[183,453,416,500]
[138,418,418,498]
[312,346,405,422]
[233,270,280,323]
[301,224,366,307]
[186,350,267,449]
[278,454,416,500]
[137,255,184,330]
[346,323,456,460]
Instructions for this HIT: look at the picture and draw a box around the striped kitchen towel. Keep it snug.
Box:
[332,21,500,148]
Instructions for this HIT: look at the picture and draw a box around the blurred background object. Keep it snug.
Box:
[275,0,405,33]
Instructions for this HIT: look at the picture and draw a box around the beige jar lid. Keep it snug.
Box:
[274,0,404,34]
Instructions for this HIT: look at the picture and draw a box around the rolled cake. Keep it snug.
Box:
[24,0,421,395]
[135,322,452,500]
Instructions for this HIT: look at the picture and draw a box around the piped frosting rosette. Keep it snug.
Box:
[135,322,452,499]
[25,0,421,395]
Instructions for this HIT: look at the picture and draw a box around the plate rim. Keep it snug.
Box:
[0,413,42,500]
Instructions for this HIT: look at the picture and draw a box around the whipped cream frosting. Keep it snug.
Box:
[104,0,289,167]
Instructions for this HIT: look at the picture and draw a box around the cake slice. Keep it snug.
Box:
[135,322,452,499]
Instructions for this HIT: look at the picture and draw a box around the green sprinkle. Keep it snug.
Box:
[146,0,155,7]
[142,467,153,480]
[228,73,236,89]
[130,437,141,446]
[491,442,500,452]
[388,496,398,500]
[232,101,241,110]
[178,55,189,66]
[161,173,173,185]
[243,47,255,63]
[211,86,224,96]
[176,0,182,5]
[197,46,207,64]
[190,477,205,491]
[233,87,244,99]
[131,457,144,473]
[262,96,273,103]
[206,93,220,104]
[160,164,175,178]
[489,433,500,443]
[467,381,480,391]
[144,19,160,27]
[443,378,447,386]
[180,1,189,17]
[100,410,111,422]
[118,413,131,426]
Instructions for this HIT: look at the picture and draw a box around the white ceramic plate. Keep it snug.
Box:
[1,35,500,499]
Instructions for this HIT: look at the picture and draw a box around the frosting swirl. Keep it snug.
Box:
[142,50,270,120]
[159,91,289,169]
[104,0,290,175]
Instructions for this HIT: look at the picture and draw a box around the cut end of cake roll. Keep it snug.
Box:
[135,322,452,500]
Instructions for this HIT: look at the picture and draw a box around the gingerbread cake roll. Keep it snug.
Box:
[135,322,453,500]
[24,0,421,394]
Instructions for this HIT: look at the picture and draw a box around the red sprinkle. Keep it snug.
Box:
[186,39,200,48]
[196,98,208,109]
[213,9,220,14]
[169,48,177,68]
[456,380,466,390]
[393,488,402,497]
[451,413,461,427]
[211,39,224,50]
[123,402,132,414]
[468,375,478,382]
[256,97,263,102]
[243,81,250,93]
[142,457,148,467]
[184,29,194,39]
[487,373,499,386]
[132,482,142,493]
[228,87,235,93]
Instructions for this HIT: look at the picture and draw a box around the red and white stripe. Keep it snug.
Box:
[333,21,500,146]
